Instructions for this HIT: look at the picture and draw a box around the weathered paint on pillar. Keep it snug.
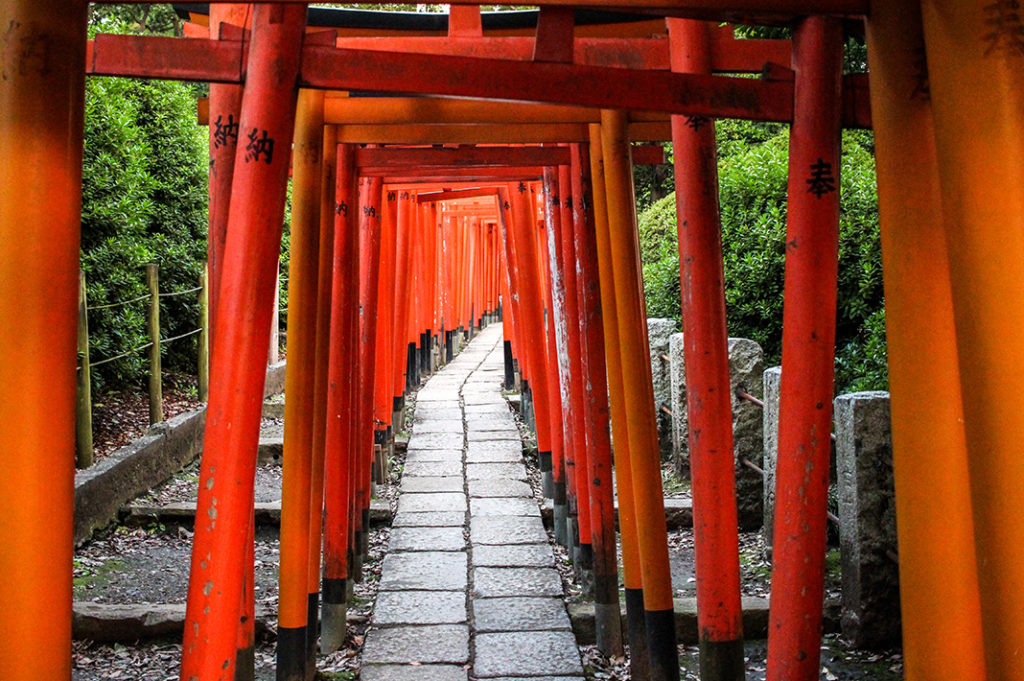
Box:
[766,16,843,681]
[667,18,744,681]
[181,7,307,680]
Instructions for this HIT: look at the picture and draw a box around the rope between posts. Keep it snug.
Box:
[158,286,203,298]
[160,328,202,345]
[86,342,155,369]
[86,293,151,311]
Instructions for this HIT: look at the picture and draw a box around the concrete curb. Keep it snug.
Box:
[119,498,393,527]
[567,596,841,645]
[74,362,287,546]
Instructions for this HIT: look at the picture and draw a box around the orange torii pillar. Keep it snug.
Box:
[920,0,1024,676]
[864,2,985,679]
[589,121,649,679]
[0,3,88,680]
[353,176,384,579]
[766,16,843,681]
[600,109,679,681]
[541,168,570,545]
[182,6,307,681]
[305,121,338,675]
[277,88,324,681]
[667,18,745,681]
[322,143,360,653]
[571,142,624,656]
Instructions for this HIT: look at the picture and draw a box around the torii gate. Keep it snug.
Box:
[2,3,1022,681]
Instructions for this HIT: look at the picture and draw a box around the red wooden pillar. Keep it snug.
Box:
[0,3,87,680]
[765,16,843,681]
[392,191,415,416]
[353,176,384,578]
[182,7,307,680]
[322,143,359,652]
[667,18,745,681]
[560,161,593,572]
[571,142,624,656]
[541,168,569,526]
[374,187,398,467]
[276,87,323,681]
[499,186,554,468]
[207,4,248,322]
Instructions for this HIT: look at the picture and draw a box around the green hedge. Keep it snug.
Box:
[639,123,888,393]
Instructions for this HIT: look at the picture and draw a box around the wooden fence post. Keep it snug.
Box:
[146,263,162,424]
[76,269,93,468]
[198,263,209,402]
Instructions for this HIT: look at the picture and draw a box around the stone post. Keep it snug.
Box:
[728,339,764,530]
[647,318,676,462]
[834,391,900,648]
[668,332,688,478]
[762,366,782,545]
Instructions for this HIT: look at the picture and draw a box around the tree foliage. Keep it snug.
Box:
[639,121,888,393]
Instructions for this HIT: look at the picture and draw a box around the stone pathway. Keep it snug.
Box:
[361,324,584,681]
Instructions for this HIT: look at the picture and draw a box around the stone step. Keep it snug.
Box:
[119,498,392,527]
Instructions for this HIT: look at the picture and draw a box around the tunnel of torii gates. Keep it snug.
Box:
[1,0,1022,680]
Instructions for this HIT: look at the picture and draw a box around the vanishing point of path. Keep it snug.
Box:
[361,324,584,680]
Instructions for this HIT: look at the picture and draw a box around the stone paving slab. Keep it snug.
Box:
[473,597,573,632]
[467,430,521,442]
[466,463,528,481]
[468,480,533,498]
[361,665,468,681]
[389,526,467,552]
[470,498,541,517]
[401,476,465,494]
[403,460,463,477]
[408,432,465,450]
[473,631,583,677]
[463,404,511,414]
[362,625,469,665]
[413,420,466,434]
[393,511,466,528]
[397,492,467,514]
[472,567,564,598]
[405,449,464,464]
[379,552,468,591]
[414,408,463,422]
[480,678,582,681]
[472,544,555,568]
[464,417,517,431]
[465,450,522,464]
[471,516,548,544]
[374,590,467,625]
[416,391,463,403]
[467,441,523,457]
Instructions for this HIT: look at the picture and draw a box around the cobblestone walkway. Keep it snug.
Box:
[361,324,584,681]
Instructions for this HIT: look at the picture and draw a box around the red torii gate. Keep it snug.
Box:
[3,3,1022,681]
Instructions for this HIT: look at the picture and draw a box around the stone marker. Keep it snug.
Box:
[668,332,689,477]
[834,391,900,648]
[763,365,781,545]
[648,317,676,462]
[729,338,764,530]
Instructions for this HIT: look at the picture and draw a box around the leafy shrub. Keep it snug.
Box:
[81,72,209,389]
[639,125,888,393]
